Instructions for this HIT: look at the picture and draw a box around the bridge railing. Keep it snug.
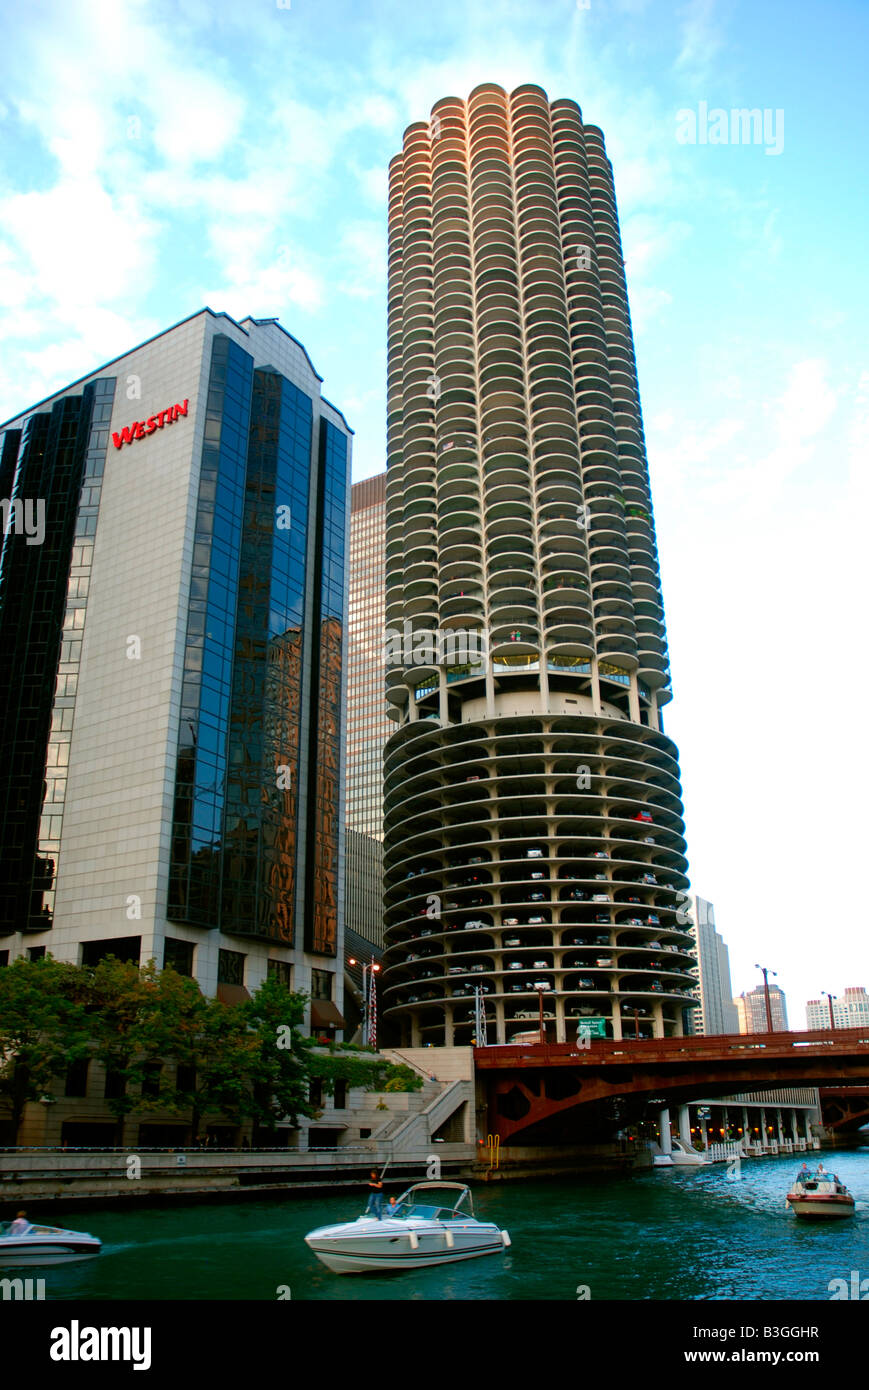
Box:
[474,1025,869,1067]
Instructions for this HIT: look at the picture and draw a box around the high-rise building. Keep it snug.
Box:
[342,475,389,1021]
[0,309,352,1031]
[736,985,789,1033]
[806,987,869,1030]
[380,83,696,1046]
[346,473,391,839]
[690,895,739,1035]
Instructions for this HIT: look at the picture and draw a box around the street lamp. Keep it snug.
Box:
[822,991,837,1030]
[348,958,381,1046]
[755,963,777,1032]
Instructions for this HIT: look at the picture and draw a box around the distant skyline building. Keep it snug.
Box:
[691,895,739,1035]
[0,309,351,1033]
[380,83,696,1047]
[345,472,390,839]
[806,986,869,1030]
[736,984,789,1033]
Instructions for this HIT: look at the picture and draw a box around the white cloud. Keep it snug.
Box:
[674,0,724,82]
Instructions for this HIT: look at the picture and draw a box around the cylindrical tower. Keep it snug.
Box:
[382,83,697,1046]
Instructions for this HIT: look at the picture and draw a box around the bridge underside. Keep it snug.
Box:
[820,1087,869,1135]
[477,1035,869,1143]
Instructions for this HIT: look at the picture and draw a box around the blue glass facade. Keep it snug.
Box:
[222,369,312,941]
[306,419,348,955]
[170,336,253,927]
[170,334,347,949]
[0,381,114,934]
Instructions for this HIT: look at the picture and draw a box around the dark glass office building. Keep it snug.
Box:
[0,310,352,1020]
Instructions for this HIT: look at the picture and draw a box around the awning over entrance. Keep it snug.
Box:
[217,983,252,1005]
[310,999,347,1028]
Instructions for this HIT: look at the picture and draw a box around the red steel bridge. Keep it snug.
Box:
[474,1027,869,1144]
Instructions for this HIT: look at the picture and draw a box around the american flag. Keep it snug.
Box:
[368,973,377,1048]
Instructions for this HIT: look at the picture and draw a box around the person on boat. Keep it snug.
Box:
[8,1211,31,1236]
[366,1171,383,1219]
[386,1195,404,1219]
[795,1162,811,1184]
[816,1162,826,1175]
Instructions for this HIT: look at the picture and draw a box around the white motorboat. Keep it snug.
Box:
[786,1172,855,1220]
[304,1181,510,1274]
[0,1220,102,1265]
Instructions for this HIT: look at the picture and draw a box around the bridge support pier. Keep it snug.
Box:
[678,1105,692,1148]
[742,1106,749,1148]
[659,1108,672,1156]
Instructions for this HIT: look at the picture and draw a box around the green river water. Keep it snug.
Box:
[17,1148,869,1302]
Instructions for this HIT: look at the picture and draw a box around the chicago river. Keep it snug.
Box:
[29,1148,869,1302]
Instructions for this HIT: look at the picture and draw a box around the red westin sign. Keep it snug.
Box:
[112,399,189,449]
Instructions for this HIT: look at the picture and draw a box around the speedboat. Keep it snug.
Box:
[0,1220,102,1265]
[786,1172,855,1220]
[304,1181,510,1274]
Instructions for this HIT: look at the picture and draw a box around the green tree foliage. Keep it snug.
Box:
[0,957,421,1145]
[241,976,316,1135]
[308,1054,423,1095]
[383,1063,424,1093]
[86,957,156,1142]
[0,957,90,1142]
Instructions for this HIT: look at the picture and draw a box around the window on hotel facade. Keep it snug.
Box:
[27,945,46,960]
[163,937,194,976]
[267,959,293,989]
[311,969,333,1001]
[104,1068,126,1100]
[81,936,141,968]
[141,1063,162,1100]
[65,1058,89,1098]
[176,1065,196,1093]
[218,948,245,986]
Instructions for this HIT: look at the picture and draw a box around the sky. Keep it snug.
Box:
[1,0,866,1026]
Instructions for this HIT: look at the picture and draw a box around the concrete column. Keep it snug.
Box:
[742,1106,750,1147]
[673,1009,684,1038]
[776,1108,785,1145]
[539,656,550,708]
[760,1107,767,1148]
[438,668,448,723]
[628,674,641,724]
[590,658,602,716]
[494,999,505,1046]
[790,1110,799,1144]
[659,1108,672,1156]
[647,691,659,732]
[444,1009,455,1047]
[554,996,565,1044]
[678,1105,692,1147]
[611,1003,623,1041]
[485,664,495,719]
[652,1002,665,1037]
